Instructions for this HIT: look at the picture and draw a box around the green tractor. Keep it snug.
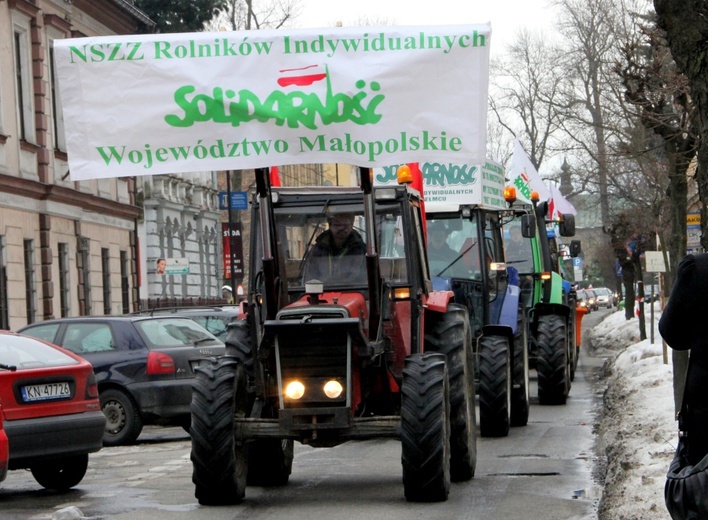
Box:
[502,191,581,405]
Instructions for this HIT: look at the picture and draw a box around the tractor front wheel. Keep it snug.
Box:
[478,335,511,437]
[536,315,570,405]
[511,309,530,427]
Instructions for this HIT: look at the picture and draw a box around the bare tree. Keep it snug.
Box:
[653,0,708,413]
[616,16,697,280]
[490,29,565,171]
[208,0,302,31]
[553,0,629,229]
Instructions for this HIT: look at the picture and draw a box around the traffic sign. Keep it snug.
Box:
[645,251,667,273]
[218,191,249,210]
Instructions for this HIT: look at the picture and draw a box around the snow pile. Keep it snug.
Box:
[588,306,676,520]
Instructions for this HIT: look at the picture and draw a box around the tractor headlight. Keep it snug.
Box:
[323,380,344,399]
[284,380,305,400]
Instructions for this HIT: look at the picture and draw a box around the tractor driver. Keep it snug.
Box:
[303,213,367,285]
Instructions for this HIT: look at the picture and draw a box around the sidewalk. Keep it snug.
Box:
[588,305,674,519]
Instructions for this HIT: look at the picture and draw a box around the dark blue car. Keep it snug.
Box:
[18,316,224,446]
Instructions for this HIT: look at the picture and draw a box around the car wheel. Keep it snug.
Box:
[100,389,143,446]
[30,454,89,490]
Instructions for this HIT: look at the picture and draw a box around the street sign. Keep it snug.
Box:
[218,191,249,211]
[645,251,667,273]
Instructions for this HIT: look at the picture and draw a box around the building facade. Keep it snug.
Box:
[137,171,221,307]
[0,0,153,329]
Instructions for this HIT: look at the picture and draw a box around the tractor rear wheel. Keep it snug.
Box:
[190,357,248,505]
[401,353,451,502]
[510,309,530,427]
[424,304,477,481]
[478,335,511,437]
[536,315,570,405]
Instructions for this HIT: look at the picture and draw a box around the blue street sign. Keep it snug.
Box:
[218,191,249,210]
[572,257,582,268]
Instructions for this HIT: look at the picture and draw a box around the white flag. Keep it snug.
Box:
[507,138,551,202]
[548,184,577,219]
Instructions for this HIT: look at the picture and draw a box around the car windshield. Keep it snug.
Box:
[0,334,79,370]
[136,318,222,348]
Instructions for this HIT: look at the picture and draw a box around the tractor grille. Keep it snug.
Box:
[278,325,349,380]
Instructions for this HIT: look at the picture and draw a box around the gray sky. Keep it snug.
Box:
[297,0,555,57]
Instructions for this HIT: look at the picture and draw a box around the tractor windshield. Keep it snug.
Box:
[503,217,535,274]
[252,196,409,296]
[426,214,485,279]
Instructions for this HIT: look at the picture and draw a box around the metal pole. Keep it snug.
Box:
[650,277,654,344]
[226,170,237,300]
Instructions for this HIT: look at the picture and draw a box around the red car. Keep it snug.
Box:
[0,403,7,483]
[0,331,105,490]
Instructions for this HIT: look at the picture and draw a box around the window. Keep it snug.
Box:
[64,323,116,354]
[49,46,66,151]
[0,237,8,330]
[20,323,60,343]
[58,242,70,317]
[120,250,129,314]
[13,29,33,142]
[79,237,91,315]
[102,248,111,315]
[24,239,36,324]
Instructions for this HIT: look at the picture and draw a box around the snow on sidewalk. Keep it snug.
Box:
[587,305,676,519]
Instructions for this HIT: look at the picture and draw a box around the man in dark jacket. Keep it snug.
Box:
[659,253,708,465]
[303,213,366,285]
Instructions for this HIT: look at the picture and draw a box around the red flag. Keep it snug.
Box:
[407,162,427,235]
[270,166,281,187]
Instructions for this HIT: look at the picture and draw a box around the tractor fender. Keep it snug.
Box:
[498,284,521,333]
[426,290,455,313]
[530,302,571,331]
[481,324,514,346]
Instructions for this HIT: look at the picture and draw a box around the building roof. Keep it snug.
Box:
[111,0,155,30]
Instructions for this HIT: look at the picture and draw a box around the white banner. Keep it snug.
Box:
[54,25,491,181]
[373,161,506,210]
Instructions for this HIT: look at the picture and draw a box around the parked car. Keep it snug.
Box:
[594,287,615,309]
[0,403,7,484]
[18,316,224,446]
[0,331,105,490]
[131,305,241,342]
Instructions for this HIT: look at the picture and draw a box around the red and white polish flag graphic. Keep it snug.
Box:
[277,64,327,87]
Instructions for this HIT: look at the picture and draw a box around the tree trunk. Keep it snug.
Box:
[653,0,708,415]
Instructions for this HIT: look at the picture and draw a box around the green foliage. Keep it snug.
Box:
[135,0,228,33]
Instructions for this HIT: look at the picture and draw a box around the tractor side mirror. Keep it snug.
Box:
[520,214,535,238]
[569,240,581,258]
[559,214,576,237]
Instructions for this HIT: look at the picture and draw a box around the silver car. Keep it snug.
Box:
[594,287,615,309]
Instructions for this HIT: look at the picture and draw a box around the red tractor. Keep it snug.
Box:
[189,167,477,504]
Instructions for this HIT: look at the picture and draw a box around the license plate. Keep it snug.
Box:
[21,382,71,402]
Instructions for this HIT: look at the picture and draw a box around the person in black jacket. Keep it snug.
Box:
[659,253,708,465]
[303,213,366,285]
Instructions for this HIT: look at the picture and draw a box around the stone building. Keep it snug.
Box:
[0,0,224,328]
[0,0,158,329]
